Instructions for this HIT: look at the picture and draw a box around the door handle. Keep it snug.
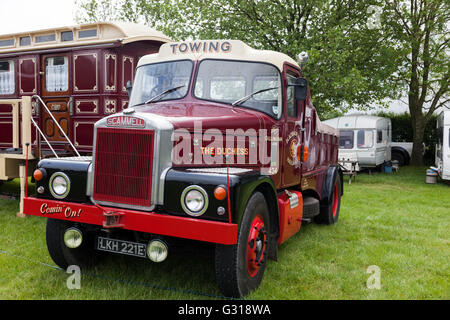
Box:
[69,97,74,116]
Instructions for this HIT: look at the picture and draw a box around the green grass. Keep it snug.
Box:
[0,167,449,300]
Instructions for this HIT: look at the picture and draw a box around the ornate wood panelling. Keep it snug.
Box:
[75,99,99,114]
[73,52,98,93]
[104,53,117,92]
[121,55,134,93]
[19,57,37,95]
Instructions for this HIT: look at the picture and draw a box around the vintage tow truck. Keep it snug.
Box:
[23,40,343,297]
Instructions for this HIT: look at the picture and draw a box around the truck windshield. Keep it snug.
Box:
[194,59,282,118]
[339,130,354,149]
[129,60,193,107]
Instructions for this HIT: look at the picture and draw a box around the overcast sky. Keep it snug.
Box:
[0,0,76,35]
[0,0,414,114]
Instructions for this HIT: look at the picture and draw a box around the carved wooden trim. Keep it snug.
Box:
[104,53,117,92]
[104,99,116,114]
[75,99,99,114]
[122,56,134,92]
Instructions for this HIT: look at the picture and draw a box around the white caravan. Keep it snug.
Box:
[324,115,392,171]
[435,110,450,181]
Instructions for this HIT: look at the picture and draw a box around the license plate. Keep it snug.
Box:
[96,237,147,258]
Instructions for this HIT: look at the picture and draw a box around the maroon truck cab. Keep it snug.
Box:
[24,40,343,297]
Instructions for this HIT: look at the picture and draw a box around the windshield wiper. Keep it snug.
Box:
[231,86,279,107]
[145,85,186,104]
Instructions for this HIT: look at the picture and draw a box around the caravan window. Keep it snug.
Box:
[377,130,383,143]
[339,130,354,149]
[0,60,15,95]
[45,56,69,92]
[357,130,374,148]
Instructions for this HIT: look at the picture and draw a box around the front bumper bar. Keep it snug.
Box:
[23,197,238,245]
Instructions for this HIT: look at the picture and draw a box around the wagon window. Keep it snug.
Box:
[339,130,354,149]
[357,130,374,148]
[45,56,69,92]
[61,31,74,42]
[36,34,56,43]
[0,60,15,95]
[20,37,31,46]
[78,29,97,39]
[0,39,14,47]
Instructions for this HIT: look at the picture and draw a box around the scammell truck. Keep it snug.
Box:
[23,40,343,297]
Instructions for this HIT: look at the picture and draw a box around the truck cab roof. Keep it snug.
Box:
[137,40,299,72]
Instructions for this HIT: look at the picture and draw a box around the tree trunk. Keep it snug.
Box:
[410,113,425,166]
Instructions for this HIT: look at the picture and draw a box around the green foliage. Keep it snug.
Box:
[74,0,403,117]
[377,111,438,164]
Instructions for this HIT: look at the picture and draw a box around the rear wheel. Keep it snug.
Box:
[215,191,270,297]
[46,218,97,270]
[315,173,341,225]
[392,152,405,166]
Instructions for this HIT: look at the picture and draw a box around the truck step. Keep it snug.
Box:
[302,197,320,219]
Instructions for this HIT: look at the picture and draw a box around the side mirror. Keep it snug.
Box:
[126,80,133,97]
[291,77,308,101]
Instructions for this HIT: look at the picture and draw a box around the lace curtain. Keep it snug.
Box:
[0,61,14,95]
[46,58,68,92]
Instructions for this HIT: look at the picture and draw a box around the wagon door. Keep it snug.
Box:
[40,53,71,143]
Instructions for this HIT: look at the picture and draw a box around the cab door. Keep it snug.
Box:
[281,65,304,187]
[40,54,71,142]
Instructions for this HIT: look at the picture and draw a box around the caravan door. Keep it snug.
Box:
[40,53,71,144]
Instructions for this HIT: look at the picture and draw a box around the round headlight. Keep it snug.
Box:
[181,185,208,216]
[147,239,168,263]
[64,228,83,249]
[49,172,70,199]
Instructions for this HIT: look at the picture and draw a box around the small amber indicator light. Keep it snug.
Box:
[33,169,43,181]
[303,145,309,162]
[214,186,227,201]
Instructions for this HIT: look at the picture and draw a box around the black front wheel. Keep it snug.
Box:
[215,192,270,298]
[46,218,97,270]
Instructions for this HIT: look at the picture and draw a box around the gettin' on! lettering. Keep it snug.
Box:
[170,41,232,54]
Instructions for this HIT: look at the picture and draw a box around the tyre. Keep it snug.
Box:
[392,152,405,166]
[46,218,97,270]
[315,173,342,225]
[215,191,270,297]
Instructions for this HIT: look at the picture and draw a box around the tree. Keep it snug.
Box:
[381,0,449,165]
[75,0,402,118]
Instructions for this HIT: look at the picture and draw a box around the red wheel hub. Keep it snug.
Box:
[332,182,339,217]
[246,215,267,277]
